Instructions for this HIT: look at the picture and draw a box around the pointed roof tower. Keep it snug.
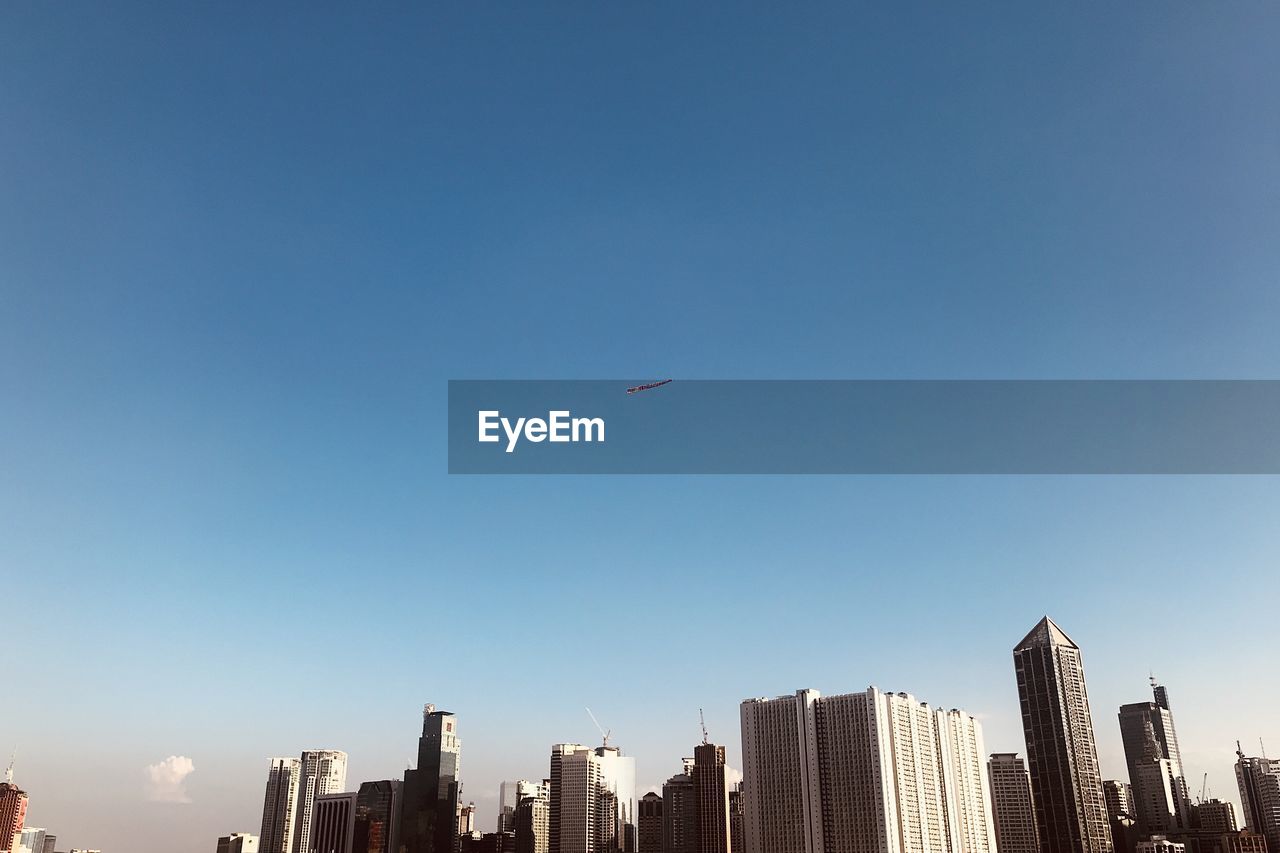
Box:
[1014,615,1079,651]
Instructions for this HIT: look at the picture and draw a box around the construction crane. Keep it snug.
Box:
[700,709,709,745]
[586,707,611,748]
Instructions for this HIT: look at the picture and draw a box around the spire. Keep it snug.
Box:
[3,753,12,784]
[1014,616,1079,651]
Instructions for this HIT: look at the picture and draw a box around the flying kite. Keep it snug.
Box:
[626,379,673,395]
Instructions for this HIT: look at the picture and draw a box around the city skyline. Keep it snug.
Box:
[7,616,1278,852]
[5,3,1280,853]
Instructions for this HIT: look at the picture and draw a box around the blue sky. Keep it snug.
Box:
[2,3,1278,851]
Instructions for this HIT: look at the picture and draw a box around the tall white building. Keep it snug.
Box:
[293,751,348,853]
[739,686,997,853]
[15,828,45,853]
[262,758,303,853]
[500,780,550,833]
[552,744,636,853]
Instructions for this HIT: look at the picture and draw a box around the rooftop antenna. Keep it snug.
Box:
[700,709,709,745]
[586,707,611,748]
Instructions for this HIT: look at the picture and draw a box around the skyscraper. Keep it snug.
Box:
[354,781,401,853]
[0,764,27,853]
[294,751,349,853]
[15,828,44,853]
[1234,746,1280,853]
[500,783,548,835]
[399,705,462,853]
[726,788,742,853]
[1013,617,1113,853]
[739,685,996,853]
[514,788,550,853]
[637,793,662,853]
[549,745,586,853]
[1103,783,1134,822]
[311,793,358,853]
[262,758,303,853]
[693,743,731,853]
[552,744,636,853]
[1119,681,1190,835]
[989,753,1040,853]
[663,768,696,853]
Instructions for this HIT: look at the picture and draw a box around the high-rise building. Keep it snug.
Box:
[552,744,636,853]
[1234,746,1280,853]
[218,834,261,853]
[38,835,53,853]
[500,783,548,835]
[354,781,401,853]
[549,745,585,853]
[1103,782,1138,853]
[1191,801,1238,834]
[663,769,697,853]
[514,788,550,853]
[459,804,477,837]
[1104,783,1135,821]
[1014,617,1113,853]
[1119,681,1190,835]
[693,744,731,853]
[989,754,1040,853]
[262,759,303,853]
[16,828,44,853]
[739,685,996,853]
[399,705,462,853]
[0,765,27,853]
[727,788,742,853]
[637,793,662,853]
[311,793,357,853]
[294,751,349,853]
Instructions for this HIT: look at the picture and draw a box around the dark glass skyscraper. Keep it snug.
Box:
[1014,617,1113,853]
[356,780,401,853]
[399,705,461,853]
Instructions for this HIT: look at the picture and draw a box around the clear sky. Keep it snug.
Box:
[2,3,1279,852]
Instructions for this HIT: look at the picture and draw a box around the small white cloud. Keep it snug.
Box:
[144,755,195,804]
[726,765,744,786]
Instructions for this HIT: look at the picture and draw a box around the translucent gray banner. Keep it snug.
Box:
[447,380,1280,474]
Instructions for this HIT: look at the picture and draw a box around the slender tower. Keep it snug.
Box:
[398,705,461,853]
[261,758,302,853]
[293,750,348,853]
[1013,617,1113,853]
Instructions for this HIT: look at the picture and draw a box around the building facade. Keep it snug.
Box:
[663,769,697,853]
[261,758,303,853]
[739,686,996,853]
[989,753,1039,853]
[0,769,27,853]
[218,834,261,853]
[294,751,349,853]
[1234,748,1280,853]
[637,793,662,853]
[1014,617,1113,853]
[311,793,357,853]
[552,744,636,853]
[693,743,732,853]
[354,781,401,853]
[1119,681,1190,836]
[399,705,462,853]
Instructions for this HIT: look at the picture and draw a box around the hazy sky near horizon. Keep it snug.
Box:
[3,3,1279,852]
